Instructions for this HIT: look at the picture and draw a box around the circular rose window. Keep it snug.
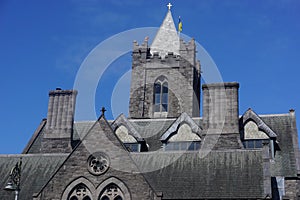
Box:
[87,152,110,175]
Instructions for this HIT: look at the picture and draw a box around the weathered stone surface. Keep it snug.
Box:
[129,38,200,119]
[150,10,179,57]
[1,6,299,200]
[202,82,240,135]
[34,115,158,200]
[41,89,78,153]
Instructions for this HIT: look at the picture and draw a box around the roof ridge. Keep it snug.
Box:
[74,120,96,123]
[258,113,290,117]
[130,149,263,155]
[129,118,176,122]
[0,153,68,157]
[22,119,47,154]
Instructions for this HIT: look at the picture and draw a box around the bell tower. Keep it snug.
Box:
[128,4,201,119]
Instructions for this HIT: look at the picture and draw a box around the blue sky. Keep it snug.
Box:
[0,0,299,154]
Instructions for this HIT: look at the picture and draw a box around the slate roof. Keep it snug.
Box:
[0,154,67,200]
[129,118,175,151]
[4,112,297,199]
[131,150,265,199]
[260,114,299,177]
[111,114,143,141]
[21,120,97,153]
[133,112,299,179]
[241,109,277,138]
[22,119,47,154]
[150,9,179,57]
[72,113,300,178]
[73,121,95,140]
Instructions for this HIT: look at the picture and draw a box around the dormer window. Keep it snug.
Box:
[242,120,270,149]
[115,125,141,152]
[243,139,267,149]
[163,123,201,151]
[154,76,168,117]
[165,141,200,151]
[242,120,276,159]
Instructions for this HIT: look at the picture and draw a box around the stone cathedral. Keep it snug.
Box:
[1,5,300,200]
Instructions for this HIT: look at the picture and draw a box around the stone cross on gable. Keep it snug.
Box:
[101,107,106,116]
[167,3,172,10]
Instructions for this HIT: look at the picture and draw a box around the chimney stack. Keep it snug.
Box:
[42,89,77,153]
[202,82,241,149]
[202,82,239,133]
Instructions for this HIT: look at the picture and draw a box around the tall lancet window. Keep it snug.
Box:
[154,83,161,112]
[154,76,168,114]
[162,82,168,111]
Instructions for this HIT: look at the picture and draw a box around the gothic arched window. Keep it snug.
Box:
[154,83,161,112]
[99,184,124,200]
[162,82,168,112]
[154,77,168,113]
[68,184,92,200]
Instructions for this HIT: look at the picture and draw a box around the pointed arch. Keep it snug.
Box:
[154,76,168,113]
[155,75,168,83]
[96,177,131,200]
[98,183,124,200]
[61,177,95,200]
[68,184,92,200]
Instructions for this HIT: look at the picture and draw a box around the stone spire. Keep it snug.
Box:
[150,5,179,58]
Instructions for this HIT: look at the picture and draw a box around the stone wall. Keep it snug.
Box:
[34,117,159,200]
[284,179,298,199]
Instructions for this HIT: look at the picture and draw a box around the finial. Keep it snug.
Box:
[167,2,172,10]
[101,107,106,116]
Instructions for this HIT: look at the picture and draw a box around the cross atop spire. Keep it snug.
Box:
[167,2,172,10]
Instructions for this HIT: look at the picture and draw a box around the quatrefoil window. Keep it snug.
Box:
[87,152,110,175]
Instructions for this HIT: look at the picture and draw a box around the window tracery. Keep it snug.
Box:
[87,152,110,175]
[154,77,168,113]
[68,184,92,200]
[99,184,124,200]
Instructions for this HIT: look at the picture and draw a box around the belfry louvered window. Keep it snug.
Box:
[154,80,168,112]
